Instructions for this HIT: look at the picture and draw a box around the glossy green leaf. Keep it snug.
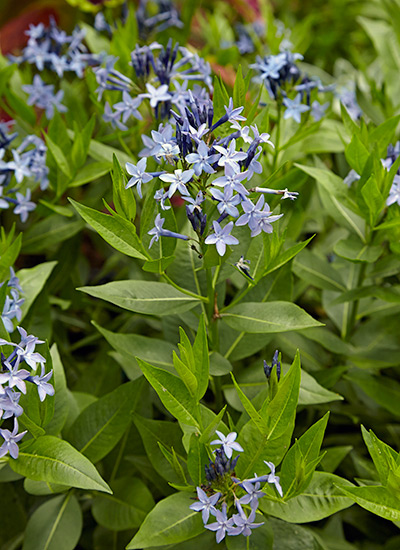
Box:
[126,491,204,549]
[78,281,199,316]
[66,380,142,462]
[69,198,146,260]
[337,485,400,522]
[137,358,199,427]
[17,261,57,320]
[259,472,354,522]
[22,493,82,550]
[92,477,155,531]
[222,302,323,333]
[10,436,111,493]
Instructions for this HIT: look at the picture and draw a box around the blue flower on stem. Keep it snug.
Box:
[238,481,266,510]
[113,92,143,123]
[205,502,235,543]
[189,487,221,523]
[0,418,27,459]
[13,190,36,222]
[230,502,264,536]
[140,83,172,108]
[212,163,249,196]
[283,94,310,123]
[27,363,54,402]
[205,222,239,257]
[125,158,154,198]
[210,186,241,218]
[148,213,189,248]
[185,141,220,176]
[210,430,244,459]
[159,168,194,198]
[0,359,30,394]
[214,139,247,169]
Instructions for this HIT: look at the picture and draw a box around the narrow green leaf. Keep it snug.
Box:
[10,436,111,493]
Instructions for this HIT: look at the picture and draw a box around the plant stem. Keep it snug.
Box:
[161,273,208,302]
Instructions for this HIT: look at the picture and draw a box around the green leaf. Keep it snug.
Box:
[337,485,400,522]
[193,314,209,400]
[137,358,199,427]
[126,492,204,549]
[345,134,369,174]
[345,370,400,417]
[187,433,208,486]
[293,249,346,291]
[133,414,187,484]
[0,232,21,282]
[92,477,155,531]
[66,380,142,463]
[230,373,267,433]
[236,352,301,478]
[264,236,314,276]
[44,133,72,180]
[10,436,111,493]
[361,175,384,227]
[78,281,199,316]
[22,215,84,254]
[112,154,136,221]
[280,413,329,497]
[173,351,198,397]
[362,427,398,485]
[22,493,82,550]
[68,161,111,187]
[222,302,323,333]
[299,370,343,405]
[212,76,230,122]
[334,235,382,263]
[17,261,57,321]
[93,321,176,378]
[233,65,246,109]
[69,198,146,260]
[259,472,354,522]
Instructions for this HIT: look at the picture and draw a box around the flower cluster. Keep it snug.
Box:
[189,430,282,543]
[96,40,212,124]
[0,274,54,459]
[0,121,48,222]
[251,50,332,123]
[1,268,24,333]
[22,75,67,120]
[9,17,98,79]
[125,91,298,258]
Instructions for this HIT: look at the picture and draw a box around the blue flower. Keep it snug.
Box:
[185,141,220,176]
[0,387,23,419]
[0,418,27,459]
[189,487,221,524]
[113,92,143,123]
[214,139,247,169]
[283,94,310,123]
[148,214,189,248]
[238,481,266,510]
[125,158,154,198]
[311,100,329,122]
[7,151,31,183]
[212,163,249,196]
[27,363,54,402]
[0,359,30,394]
[13,190,36,223]
[159,169,194,198]
[205,222,239,257]
[210,186,241,218]
[183,191,204,213]
[210,430,244,459]
[264,461,283,497]
[230,502,264,536]
[140,83,172,108]
[205,502,235,543]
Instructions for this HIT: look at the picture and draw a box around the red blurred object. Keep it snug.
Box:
[171,195,185,208]
[0,7,59,56]
[224,0,260,21]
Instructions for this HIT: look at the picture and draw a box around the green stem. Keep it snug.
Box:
[161,273,208,302]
